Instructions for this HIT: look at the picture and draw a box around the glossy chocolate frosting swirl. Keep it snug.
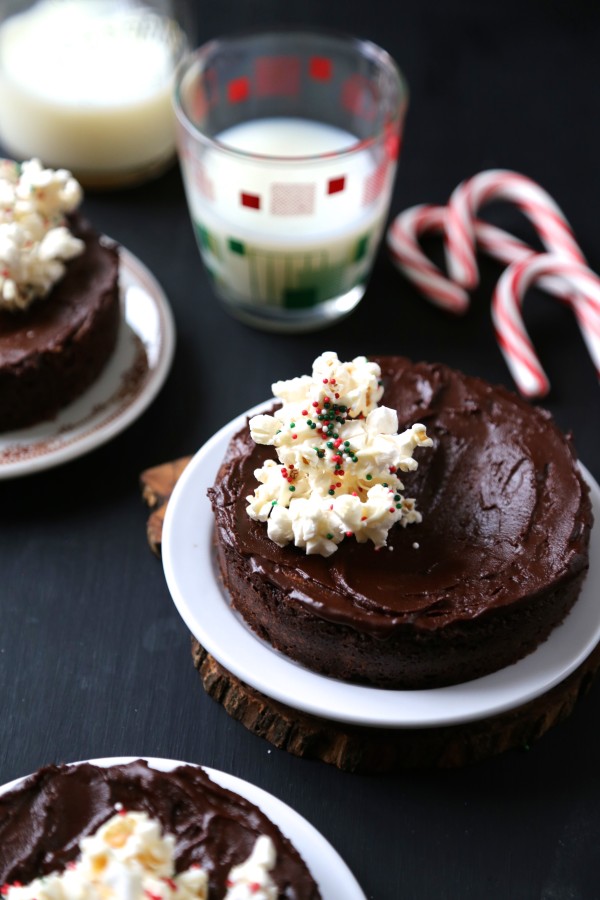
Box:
[0,759,320,899]
[0,215,117,365]
[212,357,592,636]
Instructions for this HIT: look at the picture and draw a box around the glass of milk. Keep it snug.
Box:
[0,0,189,189]
[173,30,407,332]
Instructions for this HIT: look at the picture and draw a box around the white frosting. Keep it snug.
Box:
[247,351,432,556]
[4,810,277,900]
[0,158,84,311]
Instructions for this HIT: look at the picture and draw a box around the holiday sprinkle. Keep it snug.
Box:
[246,352,432,556]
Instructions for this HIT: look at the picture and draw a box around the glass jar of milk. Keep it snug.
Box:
[0,0,189,188]
[174,30,408,332]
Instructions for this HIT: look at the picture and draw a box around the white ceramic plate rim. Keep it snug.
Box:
[162,402,600,730]
[0,756,365,900]
[0,244,175,479]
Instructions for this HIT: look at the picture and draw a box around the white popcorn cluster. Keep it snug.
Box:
[247,352,433,556]
[0,158,84,311]
[4,810,278,900]
[225,836,278,900]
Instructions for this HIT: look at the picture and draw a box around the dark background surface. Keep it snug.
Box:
[1,1,600,898]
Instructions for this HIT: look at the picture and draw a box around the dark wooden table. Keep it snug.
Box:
[2,2,600,897]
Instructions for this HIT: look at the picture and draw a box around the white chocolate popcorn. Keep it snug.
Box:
[0,158,84,311]
[246,352,433,555]
[4,810,278,900]
[225,835,277,900]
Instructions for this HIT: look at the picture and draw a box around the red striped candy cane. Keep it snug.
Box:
[387,203,577,312]
[445,169,586,289]
[387,204,470,313]
[492,254,600,397]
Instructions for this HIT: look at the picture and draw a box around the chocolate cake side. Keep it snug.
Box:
[209,356,593,690]
[0,215,120,432]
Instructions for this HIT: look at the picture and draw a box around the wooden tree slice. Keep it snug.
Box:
[141,459,600,771]
[140,456,192,556]
[191,636,600,771]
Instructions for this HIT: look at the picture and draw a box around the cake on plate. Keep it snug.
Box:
[0,758,321,899]
[0,159,120,431]
[209,352,593,690]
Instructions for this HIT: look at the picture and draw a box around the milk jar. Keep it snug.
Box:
[0,0,189,188]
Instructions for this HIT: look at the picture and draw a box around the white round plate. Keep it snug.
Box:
[162,403,600,729]
[0,756,364,900]
[0,245,175,479]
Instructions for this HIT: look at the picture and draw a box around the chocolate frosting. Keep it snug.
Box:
[0,759,320,899]
[211,357,592,636]
[0,215,117,365]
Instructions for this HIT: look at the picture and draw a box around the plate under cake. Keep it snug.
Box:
[209,356,593,690]
[0,213,120,431]
[0,758,321,899]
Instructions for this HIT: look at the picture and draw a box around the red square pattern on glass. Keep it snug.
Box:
[271,183,316,216]
[362,160,388,206]
[342,74,377,120]
[256,56,301,97]
[327,176,346,195]
[192,160,215,201]
[310,56,332,80]
[241,192,261,210]
[228,76,250,103]
[190,85,208,122]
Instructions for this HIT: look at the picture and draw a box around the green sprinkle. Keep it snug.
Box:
[326,533,333,540]
[366,473,372,481]
[289,485,296,492]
